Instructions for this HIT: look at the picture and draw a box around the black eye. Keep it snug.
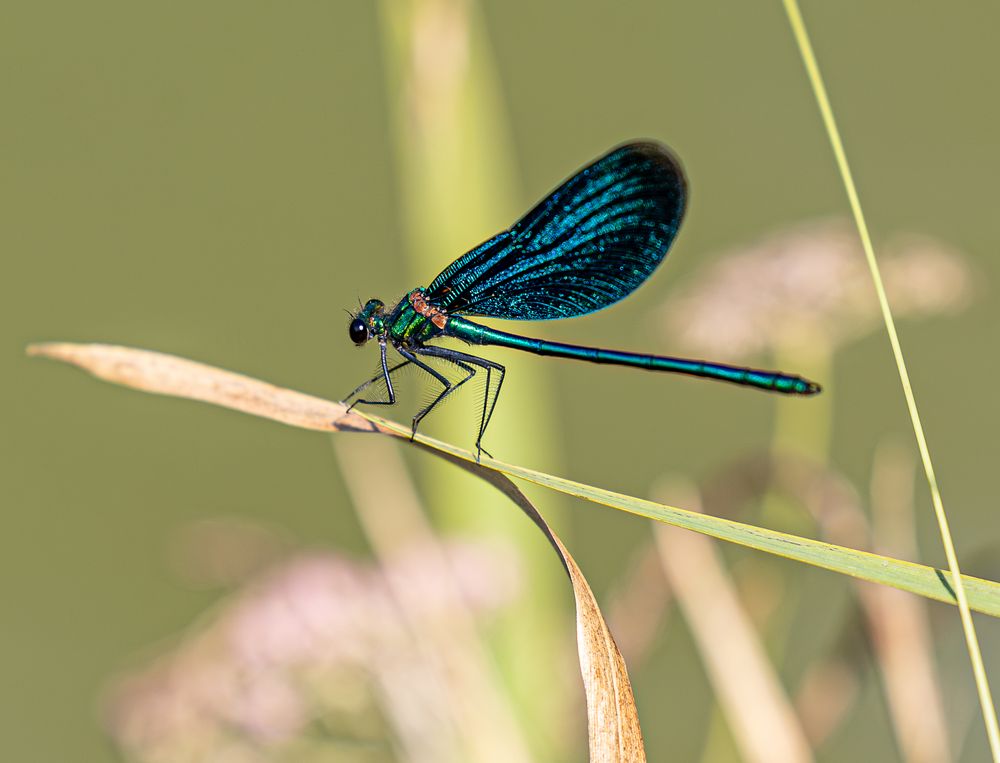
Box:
[349,319,369,345]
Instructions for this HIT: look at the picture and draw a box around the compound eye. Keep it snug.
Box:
[349,319,370,345]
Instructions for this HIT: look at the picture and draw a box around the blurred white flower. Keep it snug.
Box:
[659,219,974,358]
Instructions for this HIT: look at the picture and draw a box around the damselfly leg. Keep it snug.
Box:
[414,346,505,460]
[344,343,409,409]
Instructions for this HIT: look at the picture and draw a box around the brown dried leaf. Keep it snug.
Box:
[29,341,646,761]
[27,342,376,433]
[445,456,646,763]
[563,531,646,763]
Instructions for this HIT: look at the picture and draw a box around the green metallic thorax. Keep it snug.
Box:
[380,289,444,347]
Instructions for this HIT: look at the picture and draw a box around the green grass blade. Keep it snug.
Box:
[366,413,1000,618]
[29,341,1000,621]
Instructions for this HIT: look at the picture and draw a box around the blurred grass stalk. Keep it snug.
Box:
[333,435,532,763]
[376,0,571,757]
[659,219,973,755]
[772,337,832,462]
[649,451,951,762]
[653,478,814,763]
[865,439,951,763]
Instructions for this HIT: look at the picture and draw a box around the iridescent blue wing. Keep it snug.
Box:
[424,141,687,320]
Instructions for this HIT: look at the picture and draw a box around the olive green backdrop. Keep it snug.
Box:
[3,2,999,761]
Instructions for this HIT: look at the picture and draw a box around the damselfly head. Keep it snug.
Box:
[348,299,386,345]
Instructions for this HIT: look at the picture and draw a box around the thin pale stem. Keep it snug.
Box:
[780,2,1000,758]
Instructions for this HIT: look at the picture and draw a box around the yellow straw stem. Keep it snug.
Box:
[780,1,1000,758]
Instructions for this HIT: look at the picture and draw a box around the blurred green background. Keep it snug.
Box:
[4,2,1000,761]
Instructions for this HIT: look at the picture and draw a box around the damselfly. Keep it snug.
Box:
[345,142,820,459]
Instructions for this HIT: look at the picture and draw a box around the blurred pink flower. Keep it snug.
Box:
[659,219,974,358]
[105,540,521,762]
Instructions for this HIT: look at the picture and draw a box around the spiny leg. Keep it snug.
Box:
[346,342,406,410]
[399,346,476,441]
[480,362,505,456]
[344,358,410,405]
[416,346,505,460]
[418,357,477,431]
[479,365,493,457]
